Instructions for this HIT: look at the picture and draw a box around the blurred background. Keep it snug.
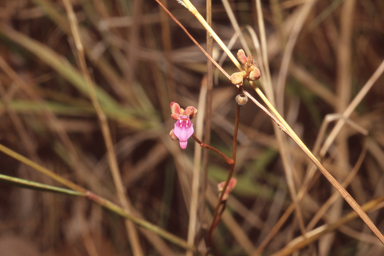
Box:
[0,0,384,255]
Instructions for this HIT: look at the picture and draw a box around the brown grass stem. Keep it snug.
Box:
[179,0,242,71]
[275,0,316,113]
[221,0,250,53]
[155,0,230,80]
[320,59,384,156]
[306,140,368,231]
[61,1,143,254]
[254,0,309,237]
[158,0,176,101]
[198,0,215,247]
[323,1,356,252]
[255,0,273,94]
[33,0,138,104]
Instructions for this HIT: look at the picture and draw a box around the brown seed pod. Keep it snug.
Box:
[235,93,248,106]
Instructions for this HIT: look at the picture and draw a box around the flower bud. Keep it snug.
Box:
[249,65,261,81]
[237,49,247,65]
[230,71,245,85]
[169,129,178,141]
[218,177,237,201]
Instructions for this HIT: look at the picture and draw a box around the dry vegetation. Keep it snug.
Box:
[1,0,384,255]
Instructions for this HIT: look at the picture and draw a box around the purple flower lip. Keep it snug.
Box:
[173,118,194,149]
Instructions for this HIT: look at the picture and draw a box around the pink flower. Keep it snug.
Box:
[217,177,237,201]
[169,102,197,149]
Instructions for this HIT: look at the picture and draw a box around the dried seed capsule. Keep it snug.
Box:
[235,93,248,106]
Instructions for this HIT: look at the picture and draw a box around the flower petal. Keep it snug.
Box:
[179,141,188,149]
[173,119,194,149]
[184,106,198,119]
[174,120,194,142]
[170,102,181,120]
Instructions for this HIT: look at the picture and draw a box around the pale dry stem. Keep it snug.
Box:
[186,77,207,255]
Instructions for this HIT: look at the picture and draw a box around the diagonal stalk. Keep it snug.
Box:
[251,84,384,244]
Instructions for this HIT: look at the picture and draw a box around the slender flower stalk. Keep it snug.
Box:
[192,134,234,165]
[206,102,241,251]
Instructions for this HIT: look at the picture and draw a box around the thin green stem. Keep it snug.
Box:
[0,143,194,251]
[86,191,195,251]
[0,144,86,193]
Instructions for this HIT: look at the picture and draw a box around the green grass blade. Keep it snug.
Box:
[0,174,86,196]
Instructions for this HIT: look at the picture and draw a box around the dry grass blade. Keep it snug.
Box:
[306,140,368,231]
[186,77,207,255]
[275,0,317,113]
[270,194,384,256]
[320,59,384,156]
